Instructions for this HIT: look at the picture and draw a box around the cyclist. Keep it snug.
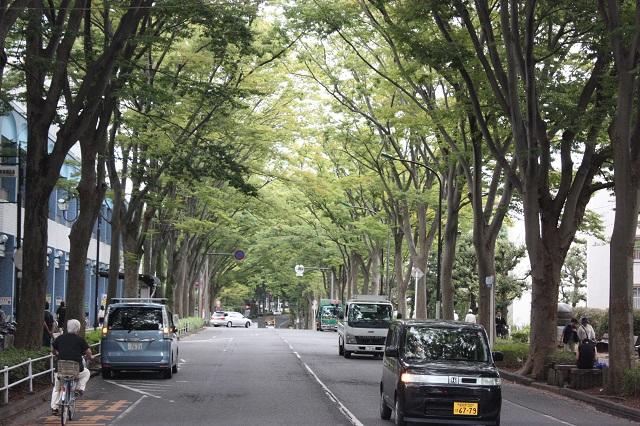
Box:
[50,319,93,415]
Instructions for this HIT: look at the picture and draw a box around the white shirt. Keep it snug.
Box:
[577,323,595,341]
[464,313,476,323]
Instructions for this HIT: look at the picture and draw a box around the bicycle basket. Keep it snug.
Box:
[57,360,79,377]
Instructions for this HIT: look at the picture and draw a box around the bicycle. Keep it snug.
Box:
[56,360,79,425]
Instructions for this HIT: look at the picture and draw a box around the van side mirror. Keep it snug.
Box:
[492,351,504,362]
[396,312,403,319]
[384,347,399,358]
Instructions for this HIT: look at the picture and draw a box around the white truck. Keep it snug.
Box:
[337,295,394,358]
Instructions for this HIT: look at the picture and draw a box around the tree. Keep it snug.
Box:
[597,0,640,391]
[560,245,587,308]
[14,0,153,348]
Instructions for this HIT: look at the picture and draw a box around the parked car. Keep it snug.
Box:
[210,311,228,327]
[380,320,503,426]
[100,298,179,379]
[224,311,252,328]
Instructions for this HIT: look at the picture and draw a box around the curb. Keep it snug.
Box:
[499,369,640,423]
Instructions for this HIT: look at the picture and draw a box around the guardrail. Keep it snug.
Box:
[1,342,101,405]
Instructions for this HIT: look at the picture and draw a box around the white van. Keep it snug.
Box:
[337,295,394,358]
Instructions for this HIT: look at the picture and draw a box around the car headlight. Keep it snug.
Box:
[477,377,501,386]
[400,374,501,386]
[345,334,357,344]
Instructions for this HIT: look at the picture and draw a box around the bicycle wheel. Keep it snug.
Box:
[60,388,68,425]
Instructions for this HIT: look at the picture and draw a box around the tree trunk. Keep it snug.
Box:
[14,182,50,348]
[370,244,381,295]
[123,230,141,297]
[393,231,408,318]
[441,165,462,320]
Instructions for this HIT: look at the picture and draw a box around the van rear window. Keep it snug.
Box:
[108,307,163,331]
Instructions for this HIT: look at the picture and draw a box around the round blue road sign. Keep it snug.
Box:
[233,249,245,261]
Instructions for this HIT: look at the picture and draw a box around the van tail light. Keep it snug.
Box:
[101,327,108,336]
[163,327,170,338]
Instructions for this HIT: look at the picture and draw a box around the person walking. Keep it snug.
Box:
[495,311,508,338]
[562,318,579,352]
[56,301,66,333]
[98,306,106,327]
[464,309,476,323]
[43,302,54,347]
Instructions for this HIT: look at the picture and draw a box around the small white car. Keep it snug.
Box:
[210,311,228,327]
[223,311,252,328]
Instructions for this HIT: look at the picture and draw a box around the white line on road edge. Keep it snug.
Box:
[303,362,364,426]
[503,399,577,426]
[112,395,147,424]
[105,380,163,399]
[281,337,363,425]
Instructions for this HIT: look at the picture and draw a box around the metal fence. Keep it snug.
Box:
[1,342,100,405]
[0,323,195,405]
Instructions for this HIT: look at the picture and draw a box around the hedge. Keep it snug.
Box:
[178,316,205,330]
[623,368,640,396]
[493,342,529,368]
[0,347,51,384]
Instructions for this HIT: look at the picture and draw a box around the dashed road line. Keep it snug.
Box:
[104,380,163,399]
[503,399,577,425]
[282,337,364,426]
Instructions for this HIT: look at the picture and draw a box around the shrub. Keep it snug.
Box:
[623,367,640,397]
[178,317,205,330]
[85,330,101,345]
[0,347,51,383]
[511,325,531,343]
[493,342,528,368]
[545,349,577,366]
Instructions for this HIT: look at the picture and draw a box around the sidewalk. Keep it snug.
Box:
[500,369,640,423]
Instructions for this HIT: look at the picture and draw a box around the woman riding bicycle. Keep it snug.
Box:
[50,319,93,415]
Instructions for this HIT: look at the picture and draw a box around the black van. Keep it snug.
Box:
[380,320,503,425]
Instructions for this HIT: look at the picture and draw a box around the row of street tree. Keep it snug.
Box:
[1,0,639,393]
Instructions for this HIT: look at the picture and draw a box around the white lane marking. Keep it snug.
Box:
[503,399,577,425]
[105,380,163,399]
[283,336,363,426]
[112,395,146,424]
[303,362,364,426]
[180,359,186,363]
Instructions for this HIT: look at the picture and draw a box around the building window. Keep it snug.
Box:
[635,239,640,260]
[634,287,640,309]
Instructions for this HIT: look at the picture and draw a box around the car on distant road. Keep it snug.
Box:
[224,311,252,328]
[380,320,503,426]
[210,311,228,327]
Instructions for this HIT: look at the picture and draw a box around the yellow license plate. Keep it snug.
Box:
[453,402,478,416]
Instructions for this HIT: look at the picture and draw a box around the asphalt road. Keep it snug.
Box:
[19,326,638,425]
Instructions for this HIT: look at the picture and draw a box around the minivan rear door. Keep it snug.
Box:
[105,306,165,362]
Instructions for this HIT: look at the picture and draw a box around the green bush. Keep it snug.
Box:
[623,367,640,396]
[493,342,529,368]
[178,316,205,330]
[0,347,51,383]
[85,330,101,345]
[545,349,577,366]
[511,330,529,343]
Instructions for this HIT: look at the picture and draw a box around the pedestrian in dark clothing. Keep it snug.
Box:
[56,301,66,333]
[577,338,596,369]
[562,318,579,352]
[43,302,54,347]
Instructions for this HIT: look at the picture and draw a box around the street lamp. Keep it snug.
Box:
[381,152,443,319]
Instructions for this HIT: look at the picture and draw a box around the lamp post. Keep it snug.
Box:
[381,153,443,319]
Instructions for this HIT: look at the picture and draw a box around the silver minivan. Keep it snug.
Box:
[100,299,179,379]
